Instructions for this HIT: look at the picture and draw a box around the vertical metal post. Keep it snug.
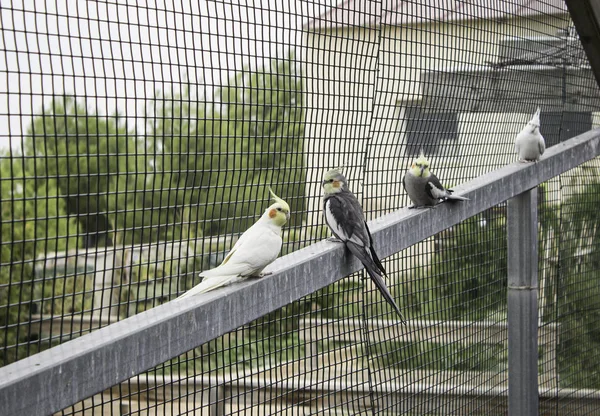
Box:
[507,189,539,415]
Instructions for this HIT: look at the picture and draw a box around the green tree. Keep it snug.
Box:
[422,208,508,320]
[23,96,148,248]
[558,181,600,389]
[144,88,211,242]
[147,54,305,237]
[205,54,305,234]
[1,97,148,365]
[0,148,79,364]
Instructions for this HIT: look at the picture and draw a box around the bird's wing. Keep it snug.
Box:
[176,226,281,300]
[202,224,282,278]
[539,135,546,155]
[425,174,448,200]
[324,193,369,247]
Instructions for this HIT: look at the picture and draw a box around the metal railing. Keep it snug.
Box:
[1,127,599,415]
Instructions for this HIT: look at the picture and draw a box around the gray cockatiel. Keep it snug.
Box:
[322,169,406,324]
[403,152,469,208]
[515,107,545,162]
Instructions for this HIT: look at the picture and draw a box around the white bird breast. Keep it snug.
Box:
[325,200,347,240]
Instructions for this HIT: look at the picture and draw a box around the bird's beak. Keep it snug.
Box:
[420,166,425,176]
[286,212,290,221]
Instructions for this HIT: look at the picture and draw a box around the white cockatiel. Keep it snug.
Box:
[515,107,546,162]
[176,189,290,299]
[403,152,469,208]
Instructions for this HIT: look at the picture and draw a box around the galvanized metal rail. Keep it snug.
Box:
[1,128,600,415]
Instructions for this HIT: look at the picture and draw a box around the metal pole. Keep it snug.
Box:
[507,189,539,416]
[564,0,600,91]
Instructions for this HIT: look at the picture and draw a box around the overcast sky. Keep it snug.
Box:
[0,0,336,150]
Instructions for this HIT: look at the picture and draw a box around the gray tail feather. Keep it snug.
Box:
[364,221,386,276]
[369,246,386,276]
[446,193,469,201]
[347,242,407,325]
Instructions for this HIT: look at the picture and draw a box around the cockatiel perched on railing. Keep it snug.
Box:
[515,107,546,162]
[177,188,290,299]
[403,152,469,208]
[322,168,406,324]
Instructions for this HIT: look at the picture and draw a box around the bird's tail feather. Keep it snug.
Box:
[175,274,240,301]
[446,194,469,202]
[347,242,407,324]
[365,222,386,276]
[369,246,386,276]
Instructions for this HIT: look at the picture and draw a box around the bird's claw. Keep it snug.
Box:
[257,272,272,278]
[327,237,343,243]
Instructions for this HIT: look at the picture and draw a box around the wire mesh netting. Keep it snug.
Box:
[1,0,600,414]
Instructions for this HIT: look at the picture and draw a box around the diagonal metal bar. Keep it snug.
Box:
[565,0,600,89]
[0,128,599,415]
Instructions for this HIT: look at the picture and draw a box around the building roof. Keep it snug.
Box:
[491,31,588,68]
[305,0,568,31]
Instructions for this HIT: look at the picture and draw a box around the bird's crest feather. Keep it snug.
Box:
[269,187,290,212]
[414,152,429,166]
[530,107,541,127]
[324,168,344,181]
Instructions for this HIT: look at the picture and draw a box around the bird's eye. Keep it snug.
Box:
[276,207,282,212]
[329,179,334,183]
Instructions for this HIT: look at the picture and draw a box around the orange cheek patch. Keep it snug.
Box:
[333,180,340,188]
[269,209,277,218]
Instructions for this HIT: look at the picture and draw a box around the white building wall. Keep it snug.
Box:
[302,12,572,276]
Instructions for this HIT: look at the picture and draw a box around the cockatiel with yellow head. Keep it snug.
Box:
[403,152,469,208]
[177,188,290,299]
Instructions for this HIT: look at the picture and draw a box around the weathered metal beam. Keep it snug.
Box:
[565,0,600,90]
[1,128,600,415]
[371,128,600,259]
[507,190,540,416]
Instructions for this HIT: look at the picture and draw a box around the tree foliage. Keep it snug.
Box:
[145,55,305,237]
[22,96,147,248]
[558,181,600,389]
[423,209,508,320]
[0,54,306,365]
